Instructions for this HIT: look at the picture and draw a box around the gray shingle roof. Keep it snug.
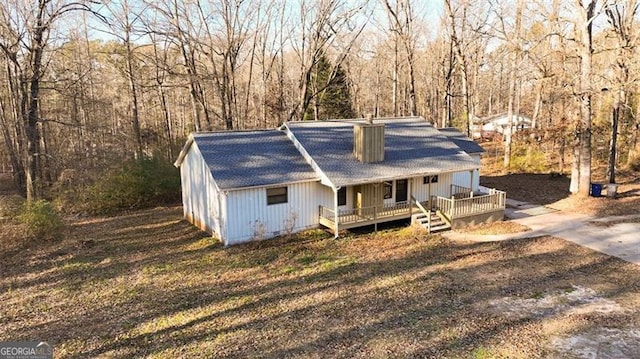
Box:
[193,130,318,189]
[438,127,485,154]
[286,118,480,187]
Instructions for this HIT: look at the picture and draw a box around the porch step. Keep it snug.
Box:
[412,212,451,233]
[429,224,451,232]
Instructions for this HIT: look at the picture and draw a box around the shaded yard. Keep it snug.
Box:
[2,206,640,358]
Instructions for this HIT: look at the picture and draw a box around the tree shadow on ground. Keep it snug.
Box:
[2,207,640,358]
[481,173,571,205]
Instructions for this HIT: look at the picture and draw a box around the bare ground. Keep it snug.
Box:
[479,141,640,217]
[1,204,640,358]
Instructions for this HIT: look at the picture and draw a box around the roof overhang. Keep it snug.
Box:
[218,178,321,192]
[173,134,196,167]
[333,166,480,187]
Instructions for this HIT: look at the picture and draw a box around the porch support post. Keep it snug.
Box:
[428,178,432,210]
[334,186,339,239]
[374,208,377,233]
[469,170,474,193]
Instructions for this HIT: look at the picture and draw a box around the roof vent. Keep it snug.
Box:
[353,116,384,163]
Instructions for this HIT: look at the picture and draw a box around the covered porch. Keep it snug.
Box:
[319,201,413,232]
[319,183,506,235]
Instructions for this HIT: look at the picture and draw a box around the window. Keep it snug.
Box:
[396,179,408,202]
[337,187,347,206]
[423,175,439,184]
[384,182,393,199]
[267,186,288,205]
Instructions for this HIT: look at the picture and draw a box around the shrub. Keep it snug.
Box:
[509,145,548,173]
[85,157,181,214]
[18,200,63,240]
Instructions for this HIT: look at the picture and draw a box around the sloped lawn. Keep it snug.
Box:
[2,206,640,358]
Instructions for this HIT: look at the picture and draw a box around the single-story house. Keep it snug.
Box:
[474,113,532,140]
[174,117,506,246]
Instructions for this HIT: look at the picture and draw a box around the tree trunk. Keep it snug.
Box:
[24,2,50,202]
[570,135,580,193]
[503,0,523,170]
[392,38,399,117]
[629,110,640,166]
[608,102,619,184]
[531,79,543,131]
[577,0,597,197]
[460,63,472,137]
[125,37,143,159]
[407,53,417,116]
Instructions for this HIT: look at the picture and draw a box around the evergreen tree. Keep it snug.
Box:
[304,54,355,120]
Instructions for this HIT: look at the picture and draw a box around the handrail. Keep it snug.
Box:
[434,189,506,220]
[320,201,412,225]
[319,189,506,227]
[412,196,429,216]
[451,184,473,199]
[411,196,432,230]
[319,205,336,220]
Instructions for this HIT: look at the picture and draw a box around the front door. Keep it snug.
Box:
[354,185,362,209]
[396,179,408,202]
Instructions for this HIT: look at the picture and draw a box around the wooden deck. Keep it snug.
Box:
[319,202,412,231]
[319,187,506,234]
[435,188,506,222]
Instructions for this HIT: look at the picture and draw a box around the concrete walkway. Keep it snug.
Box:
[444,201,640,265]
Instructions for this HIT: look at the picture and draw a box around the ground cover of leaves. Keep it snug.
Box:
[2,205,640,358]
[479,140,640,217]
[457,221,531,235]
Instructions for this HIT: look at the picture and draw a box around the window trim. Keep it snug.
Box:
[337,187,347,206]
[383,182,393,199]
[266,186,288,205]
[395,179,408,202]
[423,175,439,184]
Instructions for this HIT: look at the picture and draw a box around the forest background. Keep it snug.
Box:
[0,0,638,216]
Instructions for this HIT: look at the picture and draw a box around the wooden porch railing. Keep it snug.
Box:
[319,201,412,226]
[411,195,431,229]
[320,189,505,231]
[451,184,473,199]
[320,206,336,221]
[435,188,506,220]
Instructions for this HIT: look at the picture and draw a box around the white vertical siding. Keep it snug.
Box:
[452,155,481,191]
[472,154,481,190]
[224,181,322,245]
[452,171,473,190]
[317,183,335,209]
[180,144,221,237]
[410,172,453,202]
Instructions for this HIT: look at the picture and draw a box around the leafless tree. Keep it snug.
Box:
[101,0,146,158]
[604,0,639,178]
[0,0,102,200]
[570,0,598,196]
[288,0,369,122]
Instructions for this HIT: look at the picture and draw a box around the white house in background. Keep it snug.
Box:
[174,117,506,246]
[475,113,532,140]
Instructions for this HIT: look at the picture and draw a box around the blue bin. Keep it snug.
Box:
[590,183,603,197]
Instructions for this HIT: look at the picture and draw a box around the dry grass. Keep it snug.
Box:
[1,148,639,358]
[549,184,640,217]
[2,206,640,358]
[479,141,640,217]
[458,221,531,235]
